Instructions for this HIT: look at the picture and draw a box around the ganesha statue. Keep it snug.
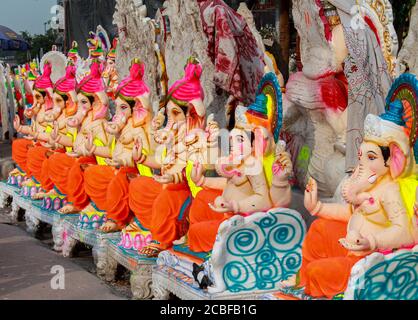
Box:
[77,58,154,231]
[284,0,396,197]
[11,61,58,195]
[186,72,292,255]
[286,73,418,299]
[36,57,113,213]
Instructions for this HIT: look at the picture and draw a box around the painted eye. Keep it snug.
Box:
[368,154,376,161]
[121,105,128,110]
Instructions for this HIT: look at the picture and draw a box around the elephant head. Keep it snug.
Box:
[341,105,415,205]
[107,58,152,135]
[153,100,187,145]
[106,96,133,135]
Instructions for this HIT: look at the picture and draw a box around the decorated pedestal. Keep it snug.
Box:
[0,180,24,222]
[61,217,120,279]
[20,181,42,199]
[6,171,25,188]
[41,193,68,212]
[152,208,307,300]
[265,245,418,301]
[105,238,157,299]
[343,245,418,300]
[26,200,79,251]
[77,210,107,230]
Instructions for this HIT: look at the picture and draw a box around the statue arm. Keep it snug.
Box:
[270,182,292,208]
[19,124,34,136]
[140,155,162,170]
[35,131,51,142]
[316,203,352,222]
[201,177,228,191]
[367,185,412,250]
[56,134,73,147]
[92,146,112,158]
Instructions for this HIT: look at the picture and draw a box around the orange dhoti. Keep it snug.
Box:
[129,176,191,247]
[47,153,96,197]
[187,188,230,253]
[12,138,33,173]
[26,145,57,190]
[298,218,364,299]
[84,165,138,227]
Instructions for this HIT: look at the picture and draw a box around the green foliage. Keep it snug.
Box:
[15,29,59,64]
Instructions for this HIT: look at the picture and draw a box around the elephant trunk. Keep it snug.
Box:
[341,163,376,205]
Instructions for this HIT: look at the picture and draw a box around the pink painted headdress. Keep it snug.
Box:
[115,58,151,127]
[167,57,204,115]
[54,64,78,116]
[116,58,150,99]
[33,61,54,111]
[166,57,206,130]
[76,60,108,120]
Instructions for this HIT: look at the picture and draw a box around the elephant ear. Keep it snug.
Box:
[389,143,407,179]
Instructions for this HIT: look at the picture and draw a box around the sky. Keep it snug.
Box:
[0,0,58,35]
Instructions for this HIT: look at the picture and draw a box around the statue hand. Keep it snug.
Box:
[105,158,119,167]
[205,114,220,143]
[13,115,21,132]
[339,236,371,252]
[304,177,319,215]
[85,132,96,156]
[153,173,173,184]
[273,141,292,182]
[132,137,144,162]
[152,107,165,131]
[49,121,59,142]
[209,196,239,213]
[191,161,205,186]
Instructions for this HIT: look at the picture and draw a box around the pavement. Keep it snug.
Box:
[0,220,127,300]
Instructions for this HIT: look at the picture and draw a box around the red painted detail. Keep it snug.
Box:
[320,72,348,112]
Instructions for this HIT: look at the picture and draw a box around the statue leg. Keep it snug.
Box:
[12,138,32,174]
[188,188,225,253]
[102,167,138,232]
[298,218,361,298]
[66,160,98,210]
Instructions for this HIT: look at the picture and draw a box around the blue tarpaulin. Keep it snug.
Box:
[0,25,29,51]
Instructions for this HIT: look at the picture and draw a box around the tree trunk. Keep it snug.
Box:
[278,0,290,82]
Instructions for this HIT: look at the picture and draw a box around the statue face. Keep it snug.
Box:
[65,93,92,128]
[53,92,66,111]
[229,128,253,161]
[77,93,93,115]
[166,100,186,123]
[25,89,43,118]
[341,141,390,204]
[358,142,389,178]
[106,97,132,135]
[153,100,187,145]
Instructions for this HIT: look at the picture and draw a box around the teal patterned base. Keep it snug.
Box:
[344,245,418,300]
[209,208,307,294]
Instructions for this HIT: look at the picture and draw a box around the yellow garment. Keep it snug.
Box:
[398,175,418,219]
[186,160,203,198]
[65,129,77,153]
[94,137,108,165]
[263,151,274,188]
[137,148,153,178]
